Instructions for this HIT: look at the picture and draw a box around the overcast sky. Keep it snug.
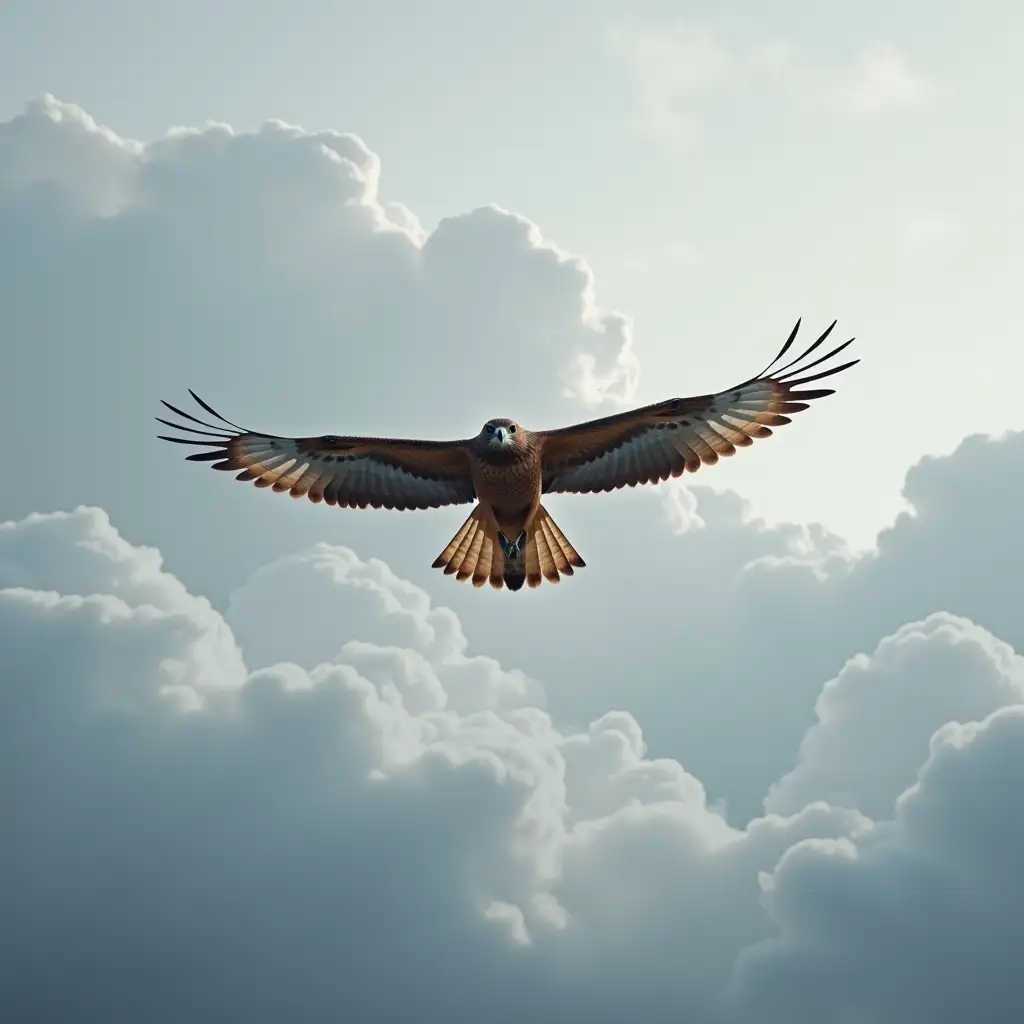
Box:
[1,2,1020,1022]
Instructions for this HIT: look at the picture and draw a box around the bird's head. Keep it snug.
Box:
[478,418,524,452]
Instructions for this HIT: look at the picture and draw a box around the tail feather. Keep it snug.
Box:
[540,518,572,576]
[532,519,560,584]
[525,530,543,589]
[432,505,504,589]
[456,527,485,583]
[543,514,581,570]
[434,515,474,571]
[433,503,585,591]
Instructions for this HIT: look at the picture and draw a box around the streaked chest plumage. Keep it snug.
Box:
[471,449,541,513]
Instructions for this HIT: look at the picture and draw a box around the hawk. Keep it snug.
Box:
[158,318,857,591]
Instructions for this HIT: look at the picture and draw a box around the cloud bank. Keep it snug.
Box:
[4,501,1024,1023]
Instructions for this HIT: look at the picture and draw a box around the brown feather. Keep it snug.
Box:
[538,319,858,495]
[157,393,477,511]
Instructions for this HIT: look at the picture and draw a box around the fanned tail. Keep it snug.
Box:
[431,505,505,590]
[523,504,585,588]
[432,503,584,591]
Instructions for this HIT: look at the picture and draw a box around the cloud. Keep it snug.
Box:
[225,541,542,714]
[0,505,865,1022]
[765,613,1024,820]
[606,25,938,145]
[837,44,936,115]
[729,705,1024,1023]
[0,505,245,692]
[5,505,1024,1021]
[512,425,1024,824]
[0,94,636,602]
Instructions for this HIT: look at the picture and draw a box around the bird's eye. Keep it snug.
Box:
[509,425,517,434]
[486,424,495,434]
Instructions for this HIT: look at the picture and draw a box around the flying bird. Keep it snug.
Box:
[157,318,857,591]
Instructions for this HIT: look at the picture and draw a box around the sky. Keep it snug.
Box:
[1,1,1021,1021]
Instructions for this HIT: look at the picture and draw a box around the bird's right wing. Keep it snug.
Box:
[157,392,477,510]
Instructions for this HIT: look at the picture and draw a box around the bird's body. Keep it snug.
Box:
[470,421,541,530]
[157,319,859,591]
[440,419,580,590]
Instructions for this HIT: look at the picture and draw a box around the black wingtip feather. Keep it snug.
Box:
[157,435,225,447]
[187,390,247,432]
[776,338,856,383]
[159,399,232,434]
[155,416,232,439]
[185,449,231,462]
[786,357,860,387]
[156,391,258,453]
[758,317,802,377]
[751,319,859,395]
[771,320,839,379]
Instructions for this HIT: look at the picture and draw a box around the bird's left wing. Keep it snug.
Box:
[540,319,858,494]
[157,392,476,510]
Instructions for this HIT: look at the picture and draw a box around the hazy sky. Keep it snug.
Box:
[1,2,1021,1022]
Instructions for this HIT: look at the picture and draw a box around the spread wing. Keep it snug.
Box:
[157,392,476,510]
[540,318,858,494]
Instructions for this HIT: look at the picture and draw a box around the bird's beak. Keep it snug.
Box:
[493,427,508,445]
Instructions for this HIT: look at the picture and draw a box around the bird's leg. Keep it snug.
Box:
[497,530,528,559]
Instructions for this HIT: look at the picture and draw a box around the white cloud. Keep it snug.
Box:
[729,705,1024,1023]
[837,44,937,116]
[0,95,142,215]
[4,505,1024,1021]
[607,25,938,145]
[0,505,868,1021]
[480,426,1024,825]
[0,505,244,692]
[0,94,638,607]
[766,613,1024,820]
[225,541,542,714]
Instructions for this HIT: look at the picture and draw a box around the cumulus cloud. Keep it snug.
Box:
[0,506,865,1022]
[730,705,1024,1023]
[766,613,1024,819]
[225,541,541,714]
[464,426,1024,824]
[0,94,636,602]
[4,505,1024,1022]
